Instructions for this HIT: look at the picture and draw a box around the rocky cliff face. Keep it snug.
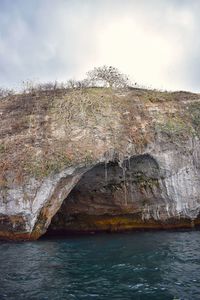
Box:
[0,87,200,240]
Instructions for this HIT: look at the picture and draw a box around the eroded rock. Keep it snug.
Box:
[1,88,200,240]
[47,150,200,235]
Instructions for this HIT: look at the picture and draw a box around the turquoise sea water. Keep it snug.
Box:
[0,231,200,299]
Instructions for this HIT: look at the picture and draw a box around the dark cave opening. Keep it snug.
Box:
[45,154,162,236]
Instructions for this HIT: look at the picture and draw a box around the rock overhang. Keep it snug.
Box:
[1,88,200,240]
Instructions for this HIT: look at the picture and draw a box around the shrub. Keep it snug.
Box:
[86,65,129,88]
[156,117,192,140]
[66,78,90,89]
[0,88,14,99]
[189,102,200,136]
[22,80,65,93]
[0,144,6,154]
[35,81,59,91]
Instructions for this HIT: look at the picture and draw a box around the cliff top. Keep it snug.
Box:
[0,86,200,187]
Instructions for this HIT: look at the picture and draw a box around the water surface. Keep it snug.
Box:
[0,231,200,299]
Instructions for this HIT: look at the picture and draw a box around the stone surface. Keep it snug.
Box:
[47,146,200,234]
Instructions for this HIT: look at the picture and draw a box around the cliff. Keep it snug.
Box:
[1,87,200,240]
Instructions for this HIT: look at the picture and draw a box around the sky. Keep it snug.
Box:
[0,0,199,92]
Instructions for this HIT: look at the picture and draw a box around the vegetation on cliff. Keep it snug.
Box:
[0,66,199,187]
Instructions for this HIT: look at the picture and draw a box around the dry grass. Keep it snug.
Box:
[0,86,199,184]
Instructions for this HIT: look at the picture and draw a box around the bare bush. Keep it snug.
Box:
[35,81,59,91]
[21,80,35,93]
[66,78,90,89]
[0,88,14,99]
[7,66,134,99]
[86,65,130,88]
[21,80,67,94]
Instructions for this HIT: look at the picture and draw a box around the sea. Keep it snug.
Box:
[0,231,200,299]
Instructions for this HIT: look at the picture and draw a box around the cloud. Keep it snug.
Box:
[0,0,199,91]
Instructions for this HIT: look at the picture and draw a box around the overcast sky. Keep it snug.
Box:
[0,0,199,91]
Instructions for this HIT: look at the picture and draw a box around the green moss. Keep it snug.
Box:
[0,144,6,154]
[84,151,94,165]
[143,91,173,103]
[188,102,200,136]
[25,155,73,179]
[156,117,193,139]
[133,173,159,191]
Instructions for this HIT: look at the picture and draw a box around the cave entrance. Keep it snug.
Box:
[45,154,161,236]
